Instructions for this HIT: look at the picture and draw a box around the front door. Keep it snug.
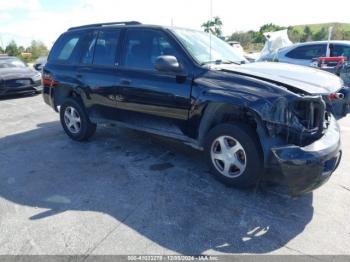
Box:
[116,28,193,136]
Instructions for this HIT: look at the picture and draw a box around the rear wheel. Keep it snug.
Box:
[204,123,263,188]
[60,98,96,141]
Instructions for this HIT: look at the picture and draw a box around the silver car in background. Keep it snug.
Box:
[258,40,350,66]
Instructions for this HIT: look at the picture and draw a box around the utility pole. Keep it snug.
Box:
[209,0,213,64]
[326,26,333,57]
[0,37,4,54]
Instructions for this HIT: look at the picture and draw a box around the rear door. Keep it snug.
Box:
[332,44,350,60]
[115,28,193,136]
[76,29,122,121]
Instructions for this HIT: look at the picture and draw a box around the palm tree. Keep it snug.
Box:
[201,16,223,37]
[201,21,213,34]
[212,16,223,36]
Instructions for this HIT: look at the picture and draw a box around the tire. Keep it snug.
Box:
[204,122,263,188]
[60,97,96,141]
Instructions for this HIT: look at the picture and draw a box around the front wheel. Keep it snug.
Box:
[60,98,96,141]
[204,123,263,188]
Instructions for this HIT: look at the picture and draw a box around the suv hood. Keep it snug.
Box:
[0,67,38,80]
[219,62,343,95]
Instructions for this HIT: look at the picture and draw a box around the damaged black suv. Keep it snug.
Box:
[43,21,350,196]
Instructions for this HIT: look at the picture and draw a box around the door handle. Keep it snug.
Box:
[120,79,131,85]
[115,94,125,102]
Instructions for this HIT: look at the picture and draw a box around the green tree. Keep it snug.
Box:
[18,46,25,53]
[332,27,348,40]
[202,21,212,34]
[27,40,49,60]
[341,30,350,40]
[287,26,303,43]
[259,23,286,33]
[301,26,312,42]
[313,27,328,41]
[228,30,255,48]
[5,40,20,56]
[252,23,287,43]
[212,16,223,37]
[201,16,223,37]
[226,23,350,52]
[0,46,4,54]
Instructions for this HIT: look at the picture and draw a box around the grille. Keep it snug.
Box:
[292,100,324,130]
[4,78,33,88]
[287,97,326,146]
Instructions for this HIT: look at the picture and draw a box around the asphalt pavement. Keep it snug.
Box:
[0,94,350,255]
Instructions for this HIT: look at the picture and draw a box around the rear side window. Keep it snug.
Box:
[286,44,327,60]
[92,30,120,66]
[332,44,350,59]
[49,33,81,63]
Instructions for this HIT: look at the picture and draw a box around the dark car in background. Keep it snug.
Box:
[0,56,42,97]
[43,21,349,196]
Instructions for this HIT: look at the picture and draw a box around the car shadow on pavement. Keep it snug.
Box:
[0,121,314,254]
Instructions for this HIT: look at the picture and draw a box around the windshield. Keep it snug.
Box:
[0,58,27,69]
[171,28,246,65]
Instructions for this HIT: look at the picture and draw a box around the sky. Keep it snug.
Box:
[1,0,350,48]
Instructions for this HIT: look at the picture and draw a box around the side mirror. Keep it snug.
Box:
[33,63,43,71]
[154,55,181,73]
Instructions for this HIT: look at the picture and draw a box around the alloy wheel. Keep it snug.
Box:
[210,135,247,178]
[64,106,81,134]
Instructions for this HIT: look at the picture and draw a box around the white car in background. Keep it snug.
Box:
[227,41,260,63]
[258,40,350,66]
[227,41,244,55]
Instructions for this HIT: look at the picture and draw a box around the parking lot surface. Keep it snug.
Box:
[0,94,350,255]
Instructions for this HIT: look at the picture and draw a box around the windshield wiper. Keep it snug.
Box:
[200,59,241,66]
[221,60,241,65]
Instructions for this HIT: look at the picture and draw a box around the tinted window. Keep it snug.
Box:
[80,31,98,64]
[49,33,81,63]
[124,29,179,70]
[93,30,120,66]
[286,44,327,60]
[332,44,350,59]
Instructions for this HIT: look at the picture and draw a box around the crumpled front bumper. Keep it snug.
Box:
[271,116,342,196]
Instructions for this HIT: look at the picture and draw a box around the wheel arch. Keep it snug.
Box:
[197,102,267,160]
[54,86,87,108]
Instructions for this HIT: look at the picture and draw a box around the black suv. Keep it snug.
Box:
[43,21,349,196]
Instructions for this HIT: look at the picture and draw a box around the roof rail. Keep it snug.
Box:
[68,21,142,31]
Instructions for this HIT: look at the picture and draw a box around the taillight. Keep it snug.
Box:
[42,73,58,87]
